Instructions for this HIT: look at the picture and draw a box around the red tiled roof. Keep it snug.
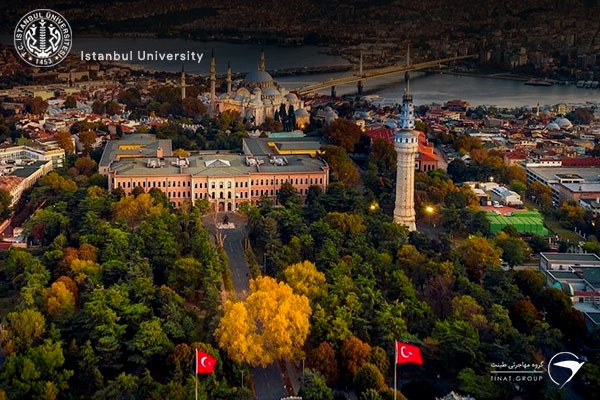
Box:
[0,176,23,192]
[366,128,393,142]
[366,128,438,163]
[505,149,528,159]
[574,291,600,296]
[561,157,600,167]
[419,151,439,162]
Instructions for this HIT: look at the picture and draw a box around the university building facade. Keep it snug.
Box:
[101,136,329,210]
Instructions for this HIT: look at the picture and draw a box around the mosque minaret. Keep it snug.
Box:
[209,50,216,115]
[203,49,309,127]
[226,61,232,94]
[180,65,186,100]
[393,75,418,231]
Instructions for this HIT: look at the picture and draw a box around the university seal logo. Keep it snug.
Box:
[14,9,72,67]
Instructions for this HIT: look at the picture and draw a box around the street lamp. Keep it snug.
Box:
[425,205,435,226]
[369,201,379,212]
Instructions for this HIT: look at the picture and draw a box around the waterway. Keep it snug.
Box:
[2,36,600,108]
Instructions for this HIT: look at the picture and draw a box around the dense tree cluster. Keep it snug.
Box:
[242,181,596,399]
[0,164,249,399]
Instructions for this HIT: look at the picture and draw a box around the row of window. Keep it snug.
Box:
[115,177,325,190]
[251,177,324,186]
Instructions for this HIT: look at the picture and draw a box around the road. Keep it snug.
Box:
[203,212,286,400]
[433,145,448,171]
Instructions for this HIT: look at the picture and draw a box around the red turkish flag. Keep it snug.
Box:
[395,341,423,365]
[195,349,217,374]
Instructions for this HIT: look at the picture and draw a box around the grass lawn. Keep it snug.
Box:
[543,217,583,243]
[522,199,582,243]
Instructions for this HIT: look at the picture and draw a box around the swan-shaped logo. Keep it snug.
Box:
[548,352,585,388]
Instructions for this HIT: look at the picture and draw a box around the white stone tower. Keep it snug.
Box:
[393,76,418,231]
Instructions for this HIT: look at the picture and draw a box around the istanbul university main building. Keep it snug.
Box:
[99,134,330,211]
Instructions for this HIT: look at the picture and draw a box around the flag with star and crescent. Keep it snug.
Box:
[395,341,423,365]
[195,349,217,374]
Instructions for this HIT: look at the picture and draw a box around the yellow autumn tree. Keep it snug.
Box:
[69,259,102,284]
[457,236,501,282]
[283,260,327,299]
[173,148,190,157]
[43,281,76,317]
[112,193,163,229]
[0,309,45,355]
[325,212,366,234]
[216,276,311,366]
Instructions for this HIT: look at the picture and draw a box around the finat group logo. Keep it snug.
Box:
[548,352,586,388]
[14,9,72,67]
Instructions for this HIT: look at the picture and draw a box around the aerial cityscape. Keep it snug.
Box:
[1,1,600,400]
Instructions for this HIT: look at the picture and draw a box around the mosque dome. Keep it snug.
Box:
[554,117,573,129]
[243,70,274,86]
[264,87,280,97]
[253,87,262,96]
[295,108,309,117]
[325,110,338,123]
[286,93,298,102]
[236,87,251,98]
[546,122,560,131]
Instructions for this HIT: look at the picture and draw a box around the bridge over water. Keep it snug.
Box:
[296,54,476,96]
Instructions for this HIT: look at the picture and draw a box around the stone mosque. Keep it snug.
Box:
[203,49,310,127]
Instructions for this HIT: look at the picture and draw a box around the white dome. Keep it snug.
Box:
[253,87,262,95]
[555,117,573,129]
[325,110,338,123]
[236,87,251,97]
[295,108,309,117]
[546,122,560,131]
[264,88,280,96]
[286,93,298,102]
[243,70,274,84]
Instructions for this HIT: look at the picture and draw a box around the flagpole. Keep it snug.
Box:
[394,341,397,400]
[195,349,198,400]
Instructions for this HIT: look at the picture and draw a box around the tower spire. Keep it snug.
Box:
[258,45,265,72]
[226,61,232,94]
[394,69,418,231]
[180,64,186,100]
